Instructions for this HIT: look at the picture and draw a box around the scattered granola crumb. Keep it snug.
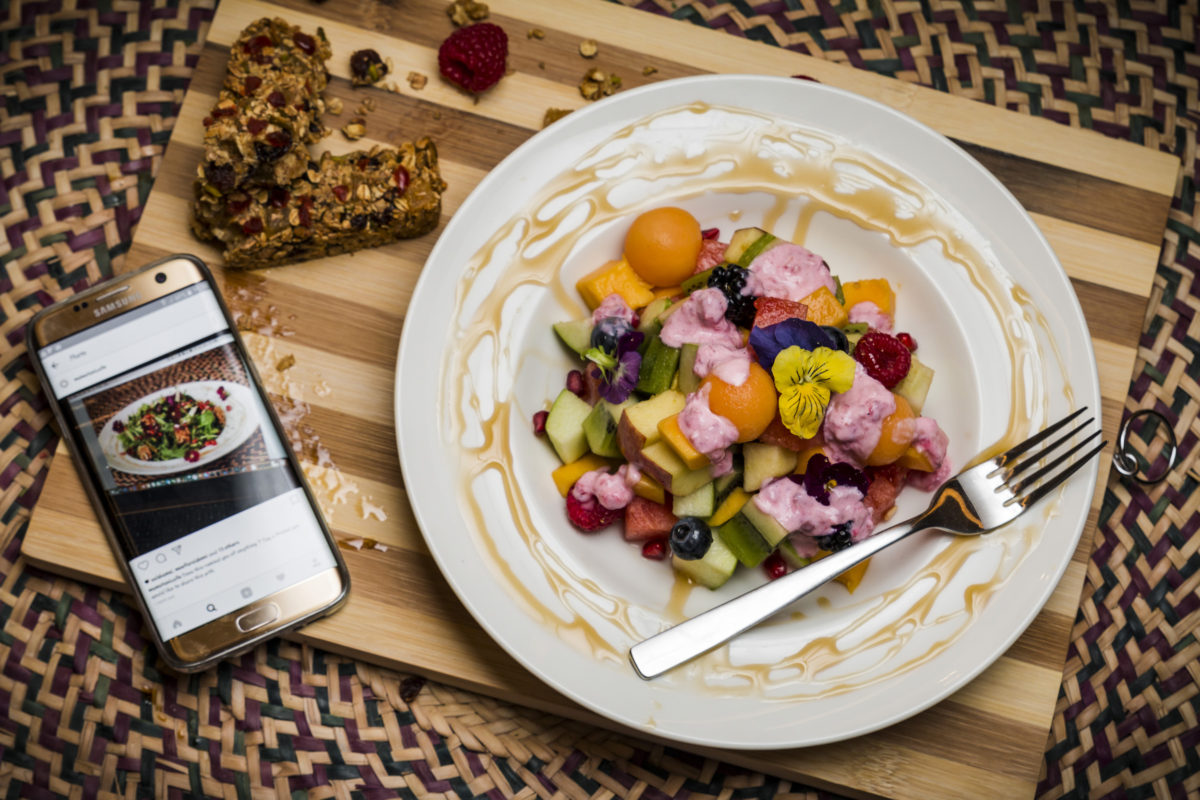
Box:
[643,65,658,76]
[342,118,366,140]
[447,0,489,26]
[276,354,296,371]
[327,96,344,115]
[579,68,621,100]
[543,108,572,127]
[527,28,545,39]
[537,61,545,70]
[579,39,598,58]
[407,71,428,90]
[432,110,442,120]
[350,48,388,86]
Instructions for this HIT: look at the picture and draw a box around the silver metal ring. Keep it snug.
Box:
[1112,408,1178,485]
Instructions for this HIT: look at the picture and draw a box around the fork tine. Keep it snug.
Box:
[992,407,1088,472]
[1009,428,1102,495]
[1012,437,1107,510]
[1004,419,1095,482]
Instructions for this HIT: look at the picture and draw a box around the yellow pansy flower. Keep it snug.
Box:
[771,346,856,438]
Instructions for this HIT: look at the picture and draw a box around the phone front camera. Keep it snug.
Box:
[155,272,167,284]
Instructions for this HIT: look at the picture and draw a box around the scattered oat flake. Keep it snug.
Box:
[579,39,598,58]
[527,28,545,39]
[327,96,344,115]
[407,71,427,90]
[276,354,296,371]
[342,118,366,140]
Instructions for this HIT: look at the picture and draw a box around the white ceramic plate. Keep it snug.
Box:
[99,381,258,476]
[395,76,1100,749]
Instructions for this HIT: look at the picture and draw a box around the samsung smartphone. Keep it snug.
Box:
[27,255,349,672]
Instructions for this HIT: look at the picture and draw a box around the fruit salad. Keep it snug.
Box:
[538,206,952,591]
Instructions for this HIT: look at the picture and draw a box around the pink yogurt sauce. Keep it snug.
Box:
[906,417,953,491]
[847,301,893,333]
[571,463,641,511]
[744,243,837,303]
[753,476,875,544]
[822,364,897,466]
[660,288,750,386]
[678,383,738,476]
[591,293,636,326]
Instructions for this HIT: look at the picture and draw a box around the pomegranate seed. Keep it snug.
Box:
[532,410,548,435]
[243,35,272,54]
[762,552,787,580]
[269,187,290,208]
[226,196,249,215]
[393,165,410,193]
[265,130,291,149]
[246,118,266,135]
[566,370,585,398]
[700,227,720,240]
[630,311,640,328]
[297,197,312,227]
[293,31,316,55]
[332,185,349,202]
[641,539,669,561]
[241,217,263,235]
[897,332,918,352]
[791,74,819,82]
[243,75,262,94]
[267,90,286,108]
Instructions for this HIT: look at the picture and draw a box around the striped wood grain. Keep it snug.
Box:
[20,1,1179,798]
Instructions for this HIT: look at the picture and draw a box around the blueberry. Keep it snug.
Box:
[816,523,854,552]
[590,316,631,353]
[821,325,850,352]
[670,517,712,560]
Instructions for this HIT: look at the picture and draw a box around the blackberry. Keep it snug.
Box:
[707,265,757,328]
[816,523,854,552]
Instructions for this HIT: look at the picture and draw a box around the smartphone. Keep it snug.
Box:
[27,255,349,672]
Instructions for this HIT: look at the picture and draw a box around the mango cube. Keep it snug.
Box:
[551,454,612,497]
[799,286,849,327]
[841,278,895,319]
[576,258,656,311]
[658,414,710,471]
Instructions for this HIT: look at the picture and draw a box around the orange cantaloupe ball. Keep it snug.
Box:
[865,394,917,466]
[623,207,702,287]
[701,362,778,443]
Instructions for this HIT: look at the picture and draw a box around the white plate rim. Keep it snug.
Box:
[395,75,1101,748]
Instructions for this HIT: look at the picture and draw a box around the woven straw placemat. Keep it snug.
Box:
[1,0,1196,797]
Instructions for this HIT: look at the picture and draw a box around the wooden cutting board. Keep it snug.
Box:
[21,0,1179,798]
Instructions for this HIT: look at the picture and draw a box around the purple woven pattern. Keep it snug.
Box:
[612,0,1200,796]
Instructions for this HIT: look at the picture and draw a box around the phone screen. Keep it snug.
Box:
[36,281,337,640]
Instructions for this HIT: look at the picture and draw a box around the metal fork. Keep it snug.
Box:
[629,408,1106,679]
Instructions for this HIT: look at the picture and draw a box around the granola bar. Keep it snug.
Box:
[197,18,332,196]
[192,141,446,269]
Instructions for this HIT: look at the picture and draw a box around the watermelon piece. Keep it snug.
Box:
[623,496,678,542]
[864,464,909,524]
[694,239,728,274]
[753,296,808,328]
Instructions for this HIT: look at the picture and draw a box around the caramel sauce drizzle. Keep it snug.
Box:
[438,103,1072,698]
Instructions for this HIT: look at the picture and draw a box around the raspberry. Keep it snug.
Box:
[566,491,619,532]
[707,265,757,328]
[853,331,912,388]
[438,22,508,93]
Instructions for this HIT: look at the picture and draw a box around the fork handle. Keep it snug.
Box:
[629,518,924,679]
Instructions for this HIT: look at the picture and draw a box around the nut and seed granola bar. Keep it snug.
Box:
[192,141,446,269]
[192,18,446,268]
[196,18,332,199]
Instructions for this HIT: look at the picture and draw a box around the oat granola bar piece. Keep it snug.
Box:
[193,140,446,269]
[197,19,331,198]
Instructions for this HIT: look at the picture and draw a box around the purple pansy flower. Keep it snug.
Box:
[748,318,838,370]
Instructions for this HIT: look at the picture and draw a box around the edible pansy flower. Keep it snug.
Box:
[794,454,869,505]
[747,318,839,371]
[771,345,856,438]
[583,329,644,403]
